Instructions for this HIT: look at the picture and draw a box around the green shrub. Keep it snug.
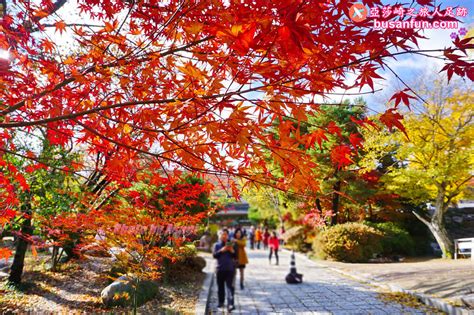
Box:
[208,224,219,244]
[283,226,313,253]
[364,221,415,256]
[185,255,206,271]
[161,244,203,283]
[182,243,197,258]
[313,222,383,262]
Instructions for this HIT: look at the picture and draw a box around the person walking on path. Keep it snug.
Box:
[279,226,285,245]
[212,229,237,311]
[255,227,262,250]
[248,226,255,250]
[233,228,249,290]
[262,227,270,250]
[268,231,280,265]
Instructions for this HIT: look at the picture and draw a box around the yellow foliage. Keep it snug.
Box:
[362,84,473,205]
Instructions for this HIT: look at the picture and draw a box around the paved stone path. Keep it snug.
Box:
[208,248,428,314]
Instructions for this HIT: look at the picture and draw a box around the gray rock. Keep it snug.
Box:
[0,258,12,270]
[101,275,159,307]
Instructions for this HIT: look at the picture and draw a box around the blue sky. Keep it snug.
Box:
[361,0,474,113]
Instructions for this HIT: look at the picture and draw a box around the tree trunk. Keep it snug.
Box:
[413,183,454,259]
[315,198,323,214]
[330,180,341,226]
[431,184,454,257]
[427,221,453,259]
[9,200,33,285]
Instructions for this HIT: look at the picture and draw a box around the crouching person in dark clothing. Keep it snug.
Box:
[213,229,237,312]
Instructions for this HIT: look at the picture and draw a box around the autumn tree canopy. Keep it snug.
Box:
[0,0,472,252]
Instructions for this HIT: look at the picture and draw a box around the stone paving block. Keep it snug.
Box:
[258,306,274,311]
[291,306,311,312]
[240,308,258,314]
[207,249,430,315]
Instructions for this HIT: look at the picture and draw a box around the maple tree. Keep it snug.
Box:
[304,101,369,225]
[91,173,212,279]
[0,0,472,277]
[244,100,397,229]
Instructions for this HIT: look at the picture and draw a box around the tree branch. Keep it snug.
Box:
[0,36,214,117]
[412,209,431,226]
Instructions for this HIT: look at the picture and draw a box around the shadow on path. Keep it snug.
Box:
[208,248,428,314]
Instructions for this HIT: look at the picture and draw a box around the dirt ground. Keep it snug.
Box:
[313,257,474,307]
[0,254,205,314]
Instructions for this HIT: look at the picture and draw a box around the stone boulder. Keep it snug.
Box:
[0,258,12,279]
[101,275,159,307]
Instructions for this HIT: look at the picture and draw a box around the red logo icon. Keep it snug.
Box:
[349,3,368,22]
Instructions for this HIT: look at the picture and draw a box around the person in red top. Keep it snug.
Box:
[268,231,280,265]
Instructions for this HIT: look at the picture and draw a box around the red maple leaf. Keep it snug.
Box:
[55,20,67,34]
[1,209,17,224]
[349,133,363,150]
[306,129,328,150]
[390,89,417,109]
[0,248,12,262]
[380,109,408,137]
[358,64,384,91]
[232,23,257,55]
[350,116,380,130]
[327,121,342,137]
[330,145,354,169]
